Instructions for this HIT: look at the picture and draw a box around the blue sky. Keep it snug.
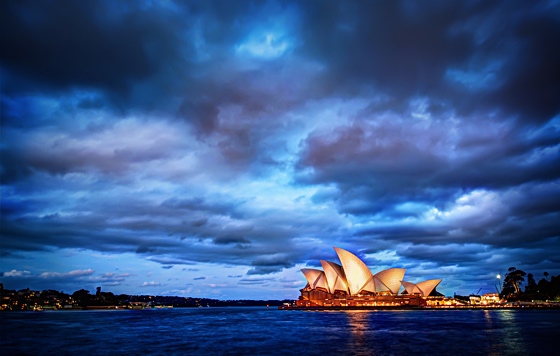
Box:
[1,0,559,299]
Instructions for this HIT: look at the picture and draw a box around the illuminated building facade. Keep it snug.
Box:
[469,293,500,305]
[297,247,442,308]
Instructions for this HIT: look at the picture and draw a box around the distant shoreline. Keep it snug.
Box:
[5,302,560,312]
[4,304,283,312]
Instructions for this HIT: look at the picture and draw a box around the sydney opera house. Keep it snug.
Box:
[295,247,442,308]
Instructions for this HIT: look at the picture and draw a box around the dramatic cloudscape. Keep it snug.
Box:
[1,0,559,299]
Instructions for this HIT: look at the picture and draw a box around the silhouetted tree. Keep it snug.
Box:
[544,271,549,281]
[551,275,560,299]
[98,291,119,305]
[72,289,92,307]
[538,278,550,297]
[525,273,537,294]
[503,267,526,296]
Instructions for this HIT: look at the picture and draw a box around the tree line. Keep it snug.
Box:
[500,268,559,301]
[0,285,291,310]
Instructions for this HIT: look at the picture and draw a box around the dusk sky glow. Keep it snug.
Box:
[1,0,560,300]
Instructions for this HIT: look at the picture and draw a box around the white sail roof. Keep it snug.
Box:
[301,268,328,290]
[401,281,423,295]
[416,279,442,296]
[361,277,377,294]
[401,279,441,296]
[320,260,348,294]
[373,268,406,294]
[334,247,374,295]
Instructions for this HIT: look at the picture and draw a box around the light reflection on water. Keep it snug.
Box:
[346,311,370,354]
[1,308,558,355]
[495,310,527,355]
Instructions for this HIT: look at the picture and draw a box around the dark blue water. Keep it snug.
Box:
[1,308,558,355]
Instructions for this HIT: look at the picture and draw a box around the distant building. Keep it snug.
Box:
[470,293,500,305]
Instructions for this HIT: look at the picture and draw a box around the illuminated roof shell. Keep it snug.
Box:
[416,279,442,296]
[401,281,423,295]
[362,278,376,294]
[373,268,406,295]
[301,268,328,290]
[401,279,442,296]
[320,260,348,294]
[334,247,374,295]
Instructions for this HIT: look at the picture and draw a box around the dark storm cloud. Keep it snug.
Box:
[0,0,184,97]
[296,0,560,123]
[350,183,560,248]
[246,254,294,275]
[0,1,308,178]
[3,0,558,123]
[297,116,559,214]
[161,197,244,217]
[397,244,496,265]
[1,172,345,274]
[488,8,560,122]
[212,236,251,246]
[298,0,472,93]
[238,277,274,285]
[0,214,180,254]
[0,268,130,292]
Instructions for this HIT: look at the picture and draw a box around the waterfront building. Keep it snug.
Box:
[469,293,500,305]
[297,247,442,308]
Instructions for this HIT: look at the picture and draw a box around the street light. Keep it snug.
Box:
[496,274,502,295]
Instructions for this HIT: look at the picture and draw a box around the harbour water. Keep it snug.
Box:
[2,307,559,355]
